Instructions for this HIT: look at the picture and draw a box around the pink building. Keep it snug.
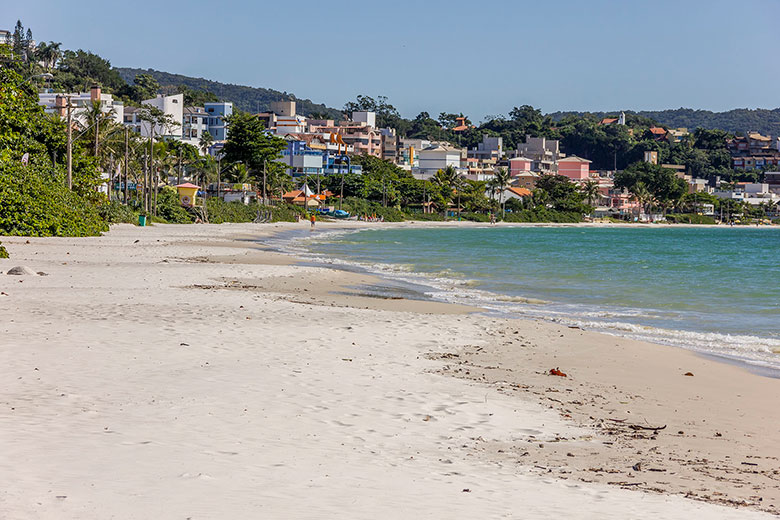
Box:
[557,156,592,181]
[509,156,533,175]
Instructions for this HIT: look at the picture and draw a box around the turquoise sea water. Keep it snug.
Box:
[289,226,780,371]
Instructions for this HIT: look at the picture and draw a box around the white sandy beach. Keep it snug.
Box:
[0,222,777,519]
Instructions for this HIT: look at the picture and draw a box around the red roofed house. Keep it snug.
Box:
[649,127,667,140]
[557,156,592,181]
[502,186,532,201]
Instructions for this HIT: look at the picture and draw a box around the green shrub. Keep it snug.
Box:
[99,200,139,224]
[402,211,446,221]
[155,187,194,224]
[0,242,8,258]
[665,213,716,225]
[460,212,490,222]
[206,199,305,224]
[340,197,405,222]
[0,161,108,237]
[502,208,583,223]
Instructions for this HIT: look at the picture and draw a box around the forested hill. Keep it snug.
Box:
[115,67,342,119]
[548,108,780,136]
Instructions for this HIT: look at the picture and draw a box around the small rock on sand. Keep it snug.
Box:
[6,266,38,276]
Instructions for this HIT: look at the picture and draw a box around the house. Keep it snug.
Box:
[557,156,592,181]
[39,85,124,126]
[413,144,464,180]
[667,128,689,143]
[510,135,561,174]
[510,170,540,190]
[649,127,667,140]
[495,186,531,202]
[282,187,323,208]
[509,156,533,175]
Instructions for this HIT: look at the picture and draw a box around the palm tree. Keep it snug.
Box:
[199,132,214,156]
[630,182,653,220]
[492,167,511,219]
[433,165,462,216]
[227,163,250,184]
[580,180,600,208]
[35,41,61,71]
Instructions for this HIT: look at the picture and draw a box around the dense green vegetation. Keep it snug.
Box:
[205,200,305,224]
[550,108,780,138]
[116,67,342,118]
[0,68,108,238]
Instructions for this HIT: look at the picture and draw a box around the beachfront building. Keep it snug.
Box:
[557,156,592,181]
[713,183,780,206]
[38,85,124,126]
[413,143,464,180]
[204,102,232,141]
[510,135,561,174]
[181,106,210,148]
[380,127,400,164]
[121,94,183,139]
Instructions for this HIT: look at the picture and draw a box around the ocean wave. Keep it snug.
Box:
[267,228,780,372]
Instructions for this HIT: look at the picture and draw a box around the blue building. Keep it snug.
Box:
[279,140,362,178]
[204,102,233,141]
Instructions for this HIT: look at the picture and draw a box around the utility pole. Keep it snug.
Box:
[143,151,149,213]
[94,113,99,157]
[262,160,267,205]
[66,97,73,189]
[148,126,154,215]
[177,145,183,185]
[124,127,129,204]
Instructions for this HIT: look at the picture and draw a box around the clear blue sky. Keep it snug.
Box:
[8,0,780,120]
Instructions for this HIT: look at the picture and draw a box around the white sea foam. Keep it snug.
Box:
[269,228,780,372]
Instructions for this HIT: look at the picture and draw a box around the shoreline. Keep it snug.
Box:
[274,221,780,378]
[1,222,777,518]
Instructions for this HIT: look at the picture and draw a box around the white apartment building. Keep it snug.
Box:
[413,144,464,180]
[38,85,124,126]
[182,106,210,148]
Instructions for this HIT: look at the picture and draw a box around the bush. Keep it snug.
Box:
[0,161,108,237]
[340,197,405,222]
[502,208,583,223]
[665,213,716,225]
[155,187,194,224]
[98,200,139,224]
[403,211,446,221]
[0,242,8,258]
[460,212,490,222]
[206,199,305,224]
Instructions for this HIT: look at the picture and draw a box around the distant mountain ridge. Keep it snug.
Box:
[548,108,780,136]
[115,67,342,119]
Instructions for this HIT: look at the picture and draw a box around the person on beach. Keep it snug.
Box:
[310,213,316,229]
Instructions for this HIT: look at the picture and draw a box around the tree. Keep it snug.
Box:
[580,180,600,208]
[199,132,214,156]
[130,73,160,102]
[343,94,404,130]
[630,182,653,219]
[221,112,287,183]
[35,41,61,71]
[56,49,126,92]
[614,162,687,211]
[491,167,511,219]
[533,174,591,214]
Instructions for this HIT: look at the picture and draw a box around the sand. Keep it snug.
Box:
[0,221,776,519]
